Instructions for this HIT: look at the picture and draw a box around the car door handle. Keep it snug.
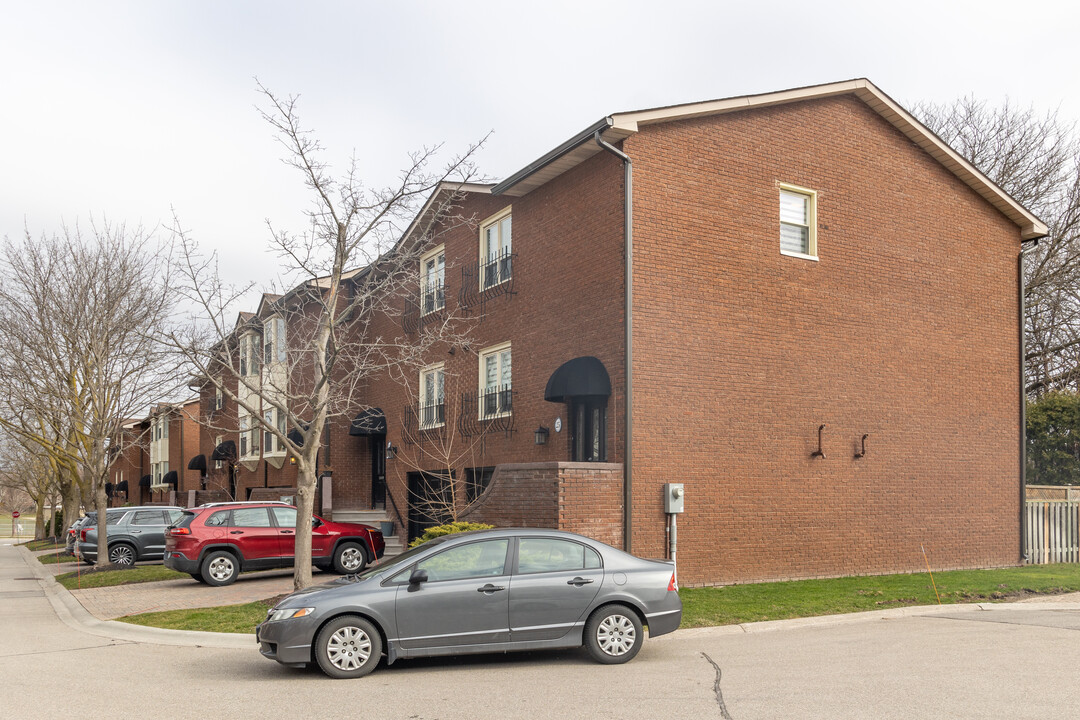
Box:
[230,530,244,535]
[567,577,594,586]
[130,530,142,534]
[280,530,294,534]
[477,584,506,593]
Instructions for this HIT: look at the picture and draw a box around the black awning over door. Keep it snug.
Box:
[544,356,612,402]
[349,408,387,436]
[210,441,237,462]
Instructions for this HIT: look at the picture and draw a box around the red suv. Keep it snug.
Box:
[164,502,385,586]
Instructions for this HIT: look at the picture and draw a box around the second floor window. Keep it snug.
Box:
[239,415,259,457]
[480,343,512,418]
[420,364,445,429]
[779,184,817,258]
[481,209,512,289]
[421,246,445,315]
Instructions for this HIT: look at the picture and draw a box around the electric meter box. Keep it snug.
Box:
[664,483,685,513]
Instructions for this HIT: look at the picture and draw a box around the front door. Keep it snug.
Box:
[370,435,386,509]
[394,538,511,651]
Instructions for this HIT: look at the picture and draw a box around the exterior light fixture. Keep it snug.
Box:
[534,425,549,445]
[386,441,398,460]
[289,456,297,465]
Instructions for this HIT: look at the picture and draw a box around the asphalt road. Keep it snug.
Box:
[4,539,1080,719]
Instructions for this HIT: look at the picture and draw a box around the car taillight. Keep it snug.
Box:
[667,572,677,592]
[169,527,190,536]
[80,529,88,541]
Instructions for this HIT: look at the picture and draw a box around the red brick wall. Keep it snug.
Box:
[626,95,1023,585]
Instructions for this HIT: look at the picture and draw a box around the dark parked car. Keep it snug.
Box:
[76,506,185,565]
[164,502,385,586]
[256,528,682,679]
[65,516,93,553]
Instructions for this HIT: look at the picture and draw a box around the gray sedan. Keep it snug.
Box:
[256,528,682,678]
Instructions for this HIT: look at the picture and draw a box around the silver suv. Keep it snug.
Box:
[76,506,184,566]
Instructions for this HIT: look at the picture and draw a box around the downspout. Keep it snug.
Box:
[595,129,633,553]
[1019,238,1039,562]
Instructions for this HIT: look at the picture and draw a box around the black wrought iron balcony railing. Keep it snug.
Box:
[402,280,446,334]
[459,249,516,320]
[402,402,447,447]
[457,389,515,439]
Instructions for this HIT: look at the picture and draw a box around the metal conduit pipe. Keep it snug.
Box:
[1019,238,1039,562]
[595,129,634,553]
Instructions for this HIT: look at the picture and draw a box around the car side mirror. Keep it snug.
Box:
[409,569,429,585]
[311,517,323,528]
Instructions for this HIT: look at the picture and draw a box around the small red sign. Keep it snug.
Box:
[11,511,20,518]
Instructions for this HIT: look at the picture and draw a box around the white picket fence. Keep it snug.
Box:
[1025,501,1080,564]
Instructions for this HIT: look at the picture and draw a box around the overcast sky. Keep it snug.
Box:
[2,0,1077,302]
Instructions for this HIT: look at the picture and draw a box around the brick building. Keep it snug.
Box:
[190,79,1047,585]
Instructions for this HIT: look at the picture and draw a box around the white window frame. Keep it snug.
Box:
[779,183,818,261]
[239,413,259,458]
[263,407,285,456]
[240,332,262,377]
[478,206,512,290]
[419,363,446,429]
[478,342,512,420]
[214,435,223,470]
[420,245,446,316]
[214,385,224,411]
[264,316,286,365]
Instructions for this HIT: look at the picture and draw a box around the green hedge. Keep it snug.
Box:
[408,521,494,548]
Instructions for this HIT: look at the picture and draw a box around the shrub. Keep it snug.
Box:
[408,521,494,548]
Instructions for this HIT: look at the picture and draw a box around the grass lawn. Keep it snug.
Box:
[37,552,79,564]
[680,563,1080,627]
[0,514,36,538]
[20,538,66,551]
[55,565,187,590]
[111,564,1080,636]
[118,599,275,634]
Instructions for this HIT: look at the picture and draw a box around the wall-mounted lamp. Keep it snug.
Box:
[386,441,398,460]
[811,424,826,459]
[854,434,868,459]
[534,425,549,445]
[289,456,297,465]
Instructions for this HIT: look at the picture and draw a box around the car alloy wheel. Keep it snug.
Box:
[109,544,135,566]
[584,604,643,664]
[333,541,368,574]
[315,615,382,679]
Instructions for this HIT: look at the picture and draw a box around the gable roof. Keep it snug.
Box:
[492,78,1047,240]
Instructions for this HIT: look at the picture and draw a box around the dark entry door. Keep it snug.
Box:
[407,471,452,541]
[370,435,386,509]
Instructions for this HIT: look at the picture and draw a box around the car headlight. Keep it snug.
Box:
[267,607,315,622]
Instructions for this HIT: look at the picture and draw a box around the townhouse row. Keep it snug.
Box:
[107,79,1046,586]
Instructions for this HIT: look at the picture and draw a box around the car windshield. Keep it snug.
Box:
[349,536,453,582]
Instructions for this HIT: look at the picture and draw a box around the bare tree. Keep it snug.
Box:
[915,97,1080,394]
[396,360,505,531]
[0,436,56,539]
[169,83,485,590]
[0,222,178,566]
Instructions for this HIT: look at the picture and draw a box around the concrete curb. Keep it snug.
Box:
[18,546,254,650]
[17,545,1080,649]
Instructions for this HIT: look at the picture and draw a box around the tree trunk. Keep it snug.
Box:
[63,475,81,534]
[94,482,110,568]
[293,465,317,591]
[34,495,46,540]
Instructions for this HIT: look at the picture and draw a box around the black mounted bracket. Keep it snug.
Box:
[811,424,826,459]
[855,434,868,459]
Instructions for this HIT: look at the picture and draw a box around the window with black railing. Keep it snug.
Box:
[420,400,446,429]
[482,248,513,289]
[422,280,445,315]
[481,385,513,418]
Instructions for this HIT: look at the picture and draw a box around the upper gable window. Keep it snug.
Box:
[421,246,445,315]
[263,317,286,365]
[779,184,817,259]
[480,208,512,289]
[239,333,262,377]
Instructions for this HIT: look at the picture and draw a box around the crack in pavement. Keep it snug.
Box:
[0,640,136,659]
[701,652,735,720]
[924,613,1080,631]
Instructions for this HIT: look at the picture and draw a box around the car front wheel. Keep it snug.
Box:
[332,542,368,574]
[109,543,136,566]
[584,604,644,664]
[314,615,382,679]
[201,550,240,586]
